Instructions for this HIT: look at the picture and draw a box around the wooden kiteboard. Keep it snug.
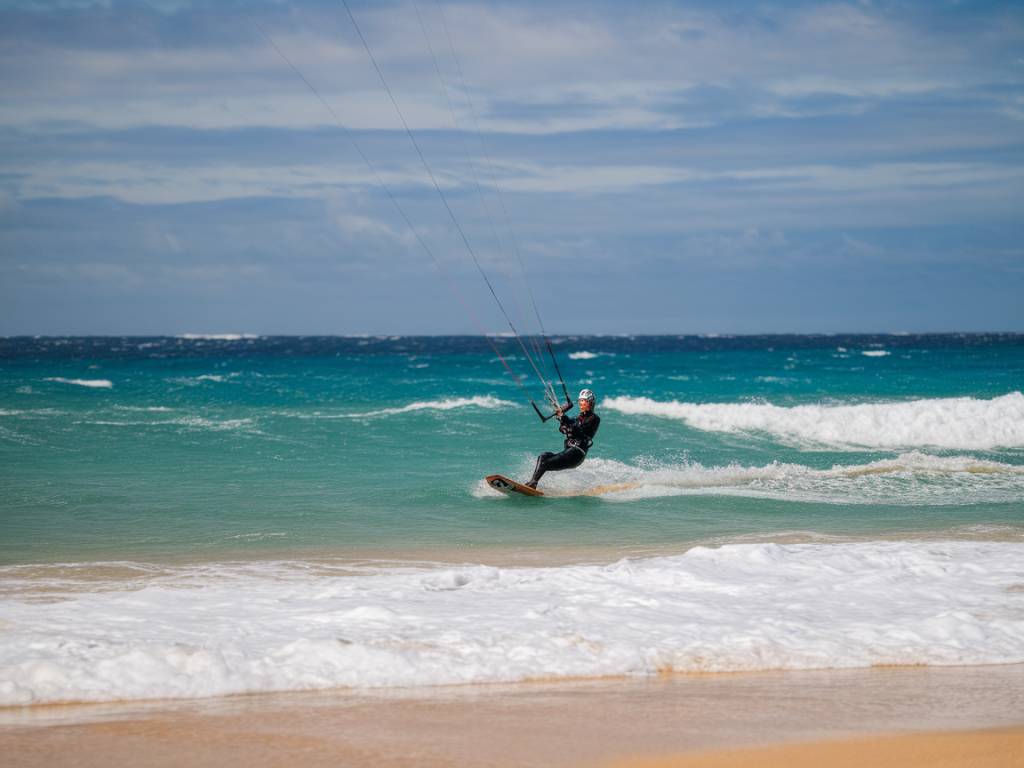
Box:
[486,475,641,498]
[486,474,544,497]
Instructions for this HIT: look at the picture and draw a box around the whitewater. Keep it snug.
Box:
[2,541,1023,706]
[2,334,1023,707]
[603,392,1024,451]
[477,452,1024,506]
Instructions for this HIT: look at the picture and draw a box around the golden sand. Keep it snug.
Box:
[2,665,1022,767]
[613,728,1024,768]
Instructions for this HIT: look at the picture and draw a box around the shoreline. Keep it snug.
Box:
[3,664,1023,767]
[3,523,1024,572]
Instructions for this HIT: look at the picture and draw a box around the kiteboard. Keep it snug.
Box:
[486,475,641,498]
[486,474,544,497]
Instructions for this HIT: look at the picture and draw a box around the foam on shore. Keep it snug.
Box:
[2,541,1022,705]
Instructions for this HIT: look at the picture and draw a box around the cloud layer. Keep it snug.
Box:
[1,0,1022,333]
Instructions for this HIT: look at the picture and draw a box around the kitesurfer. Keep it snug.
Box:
[525,389,600,489]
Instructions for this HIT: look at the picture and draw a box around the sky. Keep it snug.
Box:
[1,0,1022,335]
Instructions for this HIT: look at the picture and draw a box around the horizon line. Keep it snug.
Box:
[3,331,1023,340]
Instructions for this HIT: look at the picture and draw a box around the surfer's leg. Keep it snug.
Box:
[528,452,556,487]
[529,448,585,487]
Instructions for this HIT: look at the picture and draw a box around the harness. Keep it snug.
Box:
[560,412,598,453]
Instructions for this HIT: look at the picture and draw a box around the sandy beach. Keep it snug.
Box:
[3,664,1022,767]
[5,0,1024,764]
[616,728,1024,768]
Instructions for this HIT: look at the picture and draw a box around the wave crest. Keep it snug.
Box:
[177,334,259,341]
[603,392,1024,450]
[44,378,113,389]
[351,396,516,419]
[2,541,1022,705]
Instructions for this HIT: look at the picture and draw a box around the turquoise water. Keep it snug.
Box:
[3,334,1024,706]
[2,334,1023,564]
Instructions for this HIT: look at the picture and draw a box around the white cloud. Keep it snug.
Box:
[724,162,1024,193]
[8,151,1023,207]
[496,162,701,194]
[2,1,1016,136]
[8,159,448,204]
[766,75,952,99]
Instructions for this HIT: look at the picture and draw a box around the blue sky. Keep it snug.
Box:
[1,0,1022,334]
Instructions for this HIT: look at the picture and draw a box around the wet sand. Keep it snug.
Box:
[3,664,1023,767]
[5,523,1024,577]
[616,727,1024,768]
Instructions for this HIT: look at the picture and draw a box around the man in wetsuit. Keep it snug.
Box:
[525,388,600,489]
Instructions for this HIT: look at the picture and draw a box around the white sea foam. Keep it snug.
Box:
[1,541,1022,706]
[603,392,1024,450]
[569,351,613,360]
[225,532,288,542]
[82,416,255,432]
[477,453,1024,505]
[170,373,240,386]
[347,396,516,419]
[173,417,256,431]
[0,408,65,419]
[862,350,891,357]
[178,334,259,341]
[272,397,515,421]
[43,377,113,389]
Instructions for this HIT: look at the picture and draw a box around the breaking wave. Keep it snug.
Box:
[43,378,113,389]
[2,541,1022,705]
[177,334,259,341]
[342,396,516,419]
[272,397,516,421]
[603,392,1024,451]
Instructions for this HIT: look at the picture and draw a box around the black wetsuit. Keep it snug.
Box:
[530,409,600,486]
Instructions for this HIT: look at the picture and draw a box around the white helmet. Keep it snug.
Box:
[578,388,595,404]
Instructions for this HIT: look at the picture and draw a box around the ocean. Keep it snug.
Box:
[1,333,1023,705]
